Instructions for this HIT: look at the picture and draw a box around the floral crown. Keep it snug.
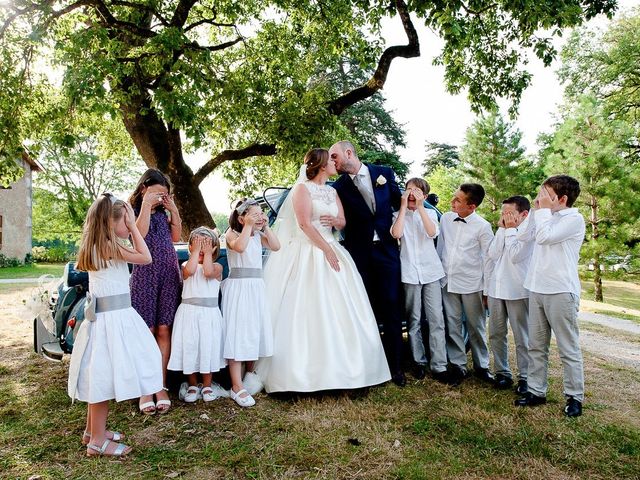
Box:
[235,199,259,215]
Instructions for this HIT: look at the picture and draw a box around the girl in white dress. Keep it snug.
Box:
[68,193,162,457]
[168,227,225,403]
[256,149,391,392]
[222,200,280,406]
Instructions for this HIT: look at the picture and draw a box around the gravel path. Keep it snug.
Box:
[578,311,640,369]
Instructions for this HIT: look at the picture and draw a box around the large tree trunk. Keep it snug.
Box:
[120,98,214,239]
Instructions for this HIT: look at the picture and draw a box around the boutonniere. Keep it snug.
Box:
[375,175,387,187]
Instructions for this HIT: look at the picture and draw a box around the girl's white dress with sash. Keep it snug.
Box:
[221,233,273,361]
[68,260,162,403]
[168,264,226,374]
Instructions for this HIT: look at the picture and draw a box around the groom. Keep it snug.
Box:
[330,141,406,387]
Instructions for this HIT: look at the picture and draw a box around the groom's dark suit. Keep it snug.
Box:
[332,164,403,376]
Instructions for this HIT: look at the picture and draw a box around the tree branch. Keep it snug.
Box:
[194,143,277,186]
[327,0,419,116]
[170,0,197,28]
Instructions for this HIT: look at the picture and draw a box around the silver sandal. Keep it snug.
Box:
[86,439,130,457]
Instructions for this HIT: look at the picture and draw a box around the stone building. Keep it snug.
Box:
[0,152,43,262]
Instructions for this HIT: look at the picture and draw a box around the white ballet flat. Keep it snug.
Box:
[183,385,200,403]
[230,388,255,408]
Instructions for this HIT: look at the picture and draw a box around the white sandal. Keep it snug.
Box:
[230,388,255,408]
[138,398,156,416]
[86,439,130,457]
[156,387,172,413]
[82,430,124,445]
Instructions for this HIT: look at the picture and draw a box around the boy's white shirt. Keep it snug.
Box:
[437,211,494,294]
[486,215,534,300]
[523,207,585,297]
[393,208,445,285]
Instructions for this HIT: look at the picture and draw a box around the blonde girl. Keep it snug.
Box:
[68,194,163,457]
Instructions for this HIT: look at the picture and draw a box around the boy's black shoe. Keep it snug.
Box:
[514,391,547,407]
[448,365,467,385]
[564,397,582,417]
[493,373,514,389]
[514,379,528,396]
[413,364,427,380]
[474,368,495,384]
[433,370,454,385]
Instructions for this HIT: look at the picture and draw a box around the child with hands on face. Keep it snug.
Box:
[129,169,182,414]
[168,227,226,403]
[486,196,534,395]
[222,199,280,407]
[391,179,450,383]
[69,194,162,457]
[516,175,586,417]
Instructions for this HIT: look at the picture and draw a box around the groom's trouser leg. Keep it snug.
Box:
[367,249,403,375]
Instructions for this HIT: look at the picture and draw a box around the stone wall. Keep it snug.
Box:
[0,157,34,261]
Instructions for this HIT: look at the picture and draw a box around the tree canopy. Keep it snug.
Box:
[0,0,618,233]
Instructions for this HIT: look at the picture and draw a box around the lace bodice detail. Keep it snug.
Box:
[298,182,338,242]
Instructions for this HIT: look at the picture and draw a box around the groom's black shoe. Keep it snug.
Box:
[564,397,582,417]
[392,372,407,387]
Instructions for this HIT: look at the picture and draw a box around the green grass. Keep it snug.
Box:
[0,263,66,279]
[1,350,640,479]
[581,278,640,311]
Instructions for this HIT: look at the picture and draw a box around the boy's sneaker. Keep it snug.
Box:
[514,379,528,396]
[564,397,582,417]
[493,373,514,389]
[514,391,547,407]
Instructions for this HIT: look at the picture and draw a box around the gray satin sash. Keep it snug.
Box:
[228,268,263,279]
[68,292,132,402]
[182,297,219,307]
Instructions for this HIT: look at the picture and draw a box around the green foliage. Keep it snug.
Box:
[0,253,22,268]
[423,142,460,176]
[413,0,617,114]
[0,0,618,226]
[31,110,145,238]
[31,243,77,263]
[211,212,229,235]
[426,164,466,211]
[460,111,544,223]
[540,95,640,272]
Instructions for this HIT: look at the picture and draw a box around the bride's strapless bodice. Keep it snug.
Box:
[296,182,338,243]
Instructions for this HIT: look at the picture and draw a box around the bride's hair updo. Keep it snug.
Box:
[304,148,329,180]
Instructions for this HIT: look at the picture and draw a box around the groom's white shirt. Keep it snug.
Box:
[349,163,379,241]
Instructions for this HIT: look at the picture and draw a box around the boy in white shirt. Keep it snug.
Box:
[437,183,494,384]
[487,196,534,395]
[515,175,585,417]
[391,178,451,384]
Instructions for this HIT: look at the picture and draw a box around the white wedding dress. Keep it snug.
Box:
[256,180,391,393]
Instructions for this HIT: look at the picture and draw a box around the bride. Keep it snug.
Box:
[256,148,391,393]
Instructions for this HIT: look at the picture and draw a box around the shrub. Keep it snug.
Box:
[0,253,22,268]
[31,245,75,263]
